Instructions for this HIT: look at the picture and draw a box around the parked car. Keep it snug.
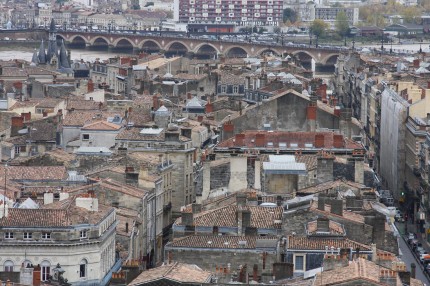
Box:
[420,252,429,263]
[395,213,405,222]
[415,245,424,254]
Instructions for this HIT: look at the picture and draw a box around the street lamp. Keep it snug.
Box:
[108,22,111,33]
[133,22,137,34]
[90,20,93,32]
[159,21,162,36]
[381,32,384,51]
[309,28,312,47]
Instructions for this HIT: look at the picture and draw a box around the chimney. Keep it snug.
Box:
[330,199,343,216]
[317,155,334,184]
[255,133,265,147]
[237,209,251,235]
[411,263,416,279]
[43,192,53,205]
[333,134,344,148]
[152,95,159,110]
[371,243,378,262]
[205,102,213,113]
[307,95,318,132]
[413,59,420,68]
[314,134,325,148]
[75,196,99,212]
[252,264,258,282]
[318,195,326,211]
[87,79,94,93]
[197,115,203,122]
[11,116,24,136]
[354,158,364,184]
[42,111,48,118]
[316,217,330,233]
[0,65,2,75]
[322,254,349,271]
[187,92,192,99]
[235,133,245,146]
[316,83,327,100]
[0,200,9,218]
[339,108,352,139]
[222,121,234,140]
[125,222,129,234]
[181,212,193,226]
[379,269,398,286]
[191,203,202,214]
[236,193,247,207]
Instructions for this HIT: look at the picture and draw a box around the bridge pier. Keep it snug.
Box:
[108,45,114,53]
[133,47,141,54]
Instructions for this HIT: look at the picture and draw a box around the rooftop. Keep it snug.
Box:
[129,262,212,285]
[167,235,278,249]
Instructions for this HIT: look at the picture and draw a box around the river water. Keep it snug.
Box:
[0,42,427,63]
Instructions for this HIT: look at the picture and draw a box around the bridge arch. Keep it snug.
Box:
[255,48,280,56]
[225,46,248,58]
[68,35,87,48]
[141,40,162,53]
[321,53,340,65]
[112,37,136,48]
[292,50,317,62]
[165,41,189,56]
[193,43,220,58]
[90,36,110,46]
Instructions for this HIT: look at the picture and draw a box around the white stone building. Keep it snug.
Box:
[0,195,119,285]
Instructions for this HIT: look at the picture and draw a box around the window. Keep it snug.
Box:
[82,134,90,140]
[221,85,226,93]
[80,230,88,239]
[41,260,50,281]
[4,232,13,239]
[42,232,51,239]
[4,260,13,272]
[14,145,20,154]
[294,255,305,271]
[23,232,32,239]
[233,86,239,94]
[80,259,88,278]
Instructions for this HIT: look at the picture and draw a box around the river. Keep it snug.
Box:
[0,47,120,63]
[0,42,427,63]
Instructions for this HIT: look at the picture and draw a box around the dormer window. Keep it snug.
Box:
[80,230,88,239]
[23,232,32,239]
[4,232,13,239]
[42,232,51,239]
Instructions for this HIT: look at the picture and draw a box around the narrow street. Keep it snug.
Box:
[396,221,430,285]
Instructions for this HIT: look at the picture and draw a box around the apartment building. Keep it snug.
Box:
[174,0,283,26]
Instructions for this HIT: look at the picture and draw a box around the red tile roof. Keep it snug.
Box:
[287,236,371,251]
[176,205,283,229]
[82,121,122,131]
[129,262,212,285]
[167,235,278,249]
[217,131,363,149]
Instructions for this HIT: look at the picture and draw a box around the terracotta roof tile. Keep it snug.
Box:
[129,262,212,285]
[298,180,366,195]
[307,220,345,236]
[287,236,371,251]
[0,166,67,182]
[217,130,363,150]
[63,111,117,127]
[82,120,122,131]
[168,235,278,249]
[177,205,283,229]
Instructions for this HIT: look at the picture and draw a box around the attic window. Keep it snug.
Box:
[279,142,287,148]
[82,134,89,140]
[267,142,273,147]
[290,143,298,148]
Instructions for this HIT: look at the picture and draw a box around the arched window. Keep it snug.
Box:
[80,259,88,278]
[4,260,13,272]
[41,260,51,281]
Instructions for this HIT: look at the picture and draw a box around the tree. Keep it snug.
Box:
[401,6,419,23]
[335,11,350,45]
[310,19,328,47]
[283,8,297,23]
[310,19,328,38]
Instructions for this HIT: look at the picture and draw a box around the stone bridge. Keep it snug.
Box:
[57,31,341,65]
